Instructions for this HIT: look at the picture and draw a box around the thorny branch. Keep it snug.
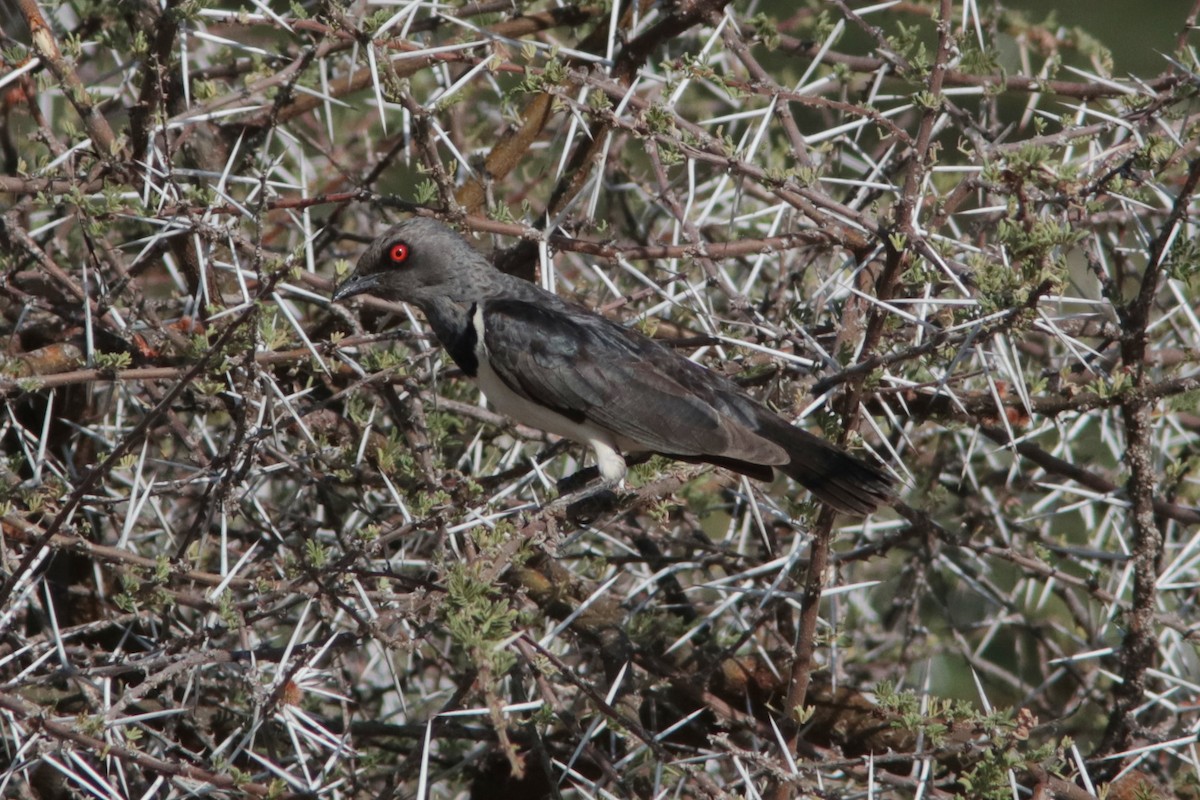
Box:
[0,2,1196,799]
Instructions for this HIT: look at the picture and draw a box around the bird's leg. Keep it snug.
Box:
[554,449,662,496]
[547,440,627,524]
[554,465,603,496]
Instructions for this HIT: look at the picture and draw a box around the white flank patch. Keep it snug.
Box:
[471,305,627,484]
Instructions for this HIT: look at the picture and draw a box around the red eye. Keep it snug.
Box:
[389,242,409,264]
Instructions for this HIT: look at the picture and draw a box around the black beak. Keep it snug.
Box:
[332,272,381,302]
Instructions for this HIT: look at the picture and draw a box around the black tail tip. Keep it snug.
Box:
[796,458,896,516]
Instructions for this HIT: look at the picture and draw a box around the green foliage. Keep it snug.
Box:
[2,1,1195,797]
[442,561,518,675]
[749,13,781,51]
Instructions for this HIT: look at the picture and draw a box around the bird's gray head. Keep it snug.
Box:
[332,217,490,306]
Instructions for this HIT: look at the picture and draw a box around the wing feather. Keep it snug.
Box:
[481,298,785,464]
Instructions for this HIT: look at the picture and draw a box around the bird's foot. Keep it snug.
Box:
[563,487,620,526]
[555,466,601,496]
[548,471,622,525]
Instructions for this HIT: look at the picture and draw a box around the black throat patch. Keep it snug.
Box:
[443,302,479,376]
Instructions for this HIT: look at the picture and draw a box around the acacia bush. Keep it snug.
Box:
[0,0,1198,798]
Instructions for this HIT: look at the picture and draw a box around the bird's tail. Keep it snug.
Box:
[763,419,895,515]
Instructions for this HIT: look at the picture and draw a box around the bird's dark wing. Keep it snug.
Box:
[480,298,786,464]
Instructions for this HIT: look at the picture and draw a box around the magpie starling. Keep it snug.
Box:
[333,217,894,514]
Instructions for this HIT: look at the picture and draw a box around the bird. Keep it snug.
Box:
[332,217,894,514]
